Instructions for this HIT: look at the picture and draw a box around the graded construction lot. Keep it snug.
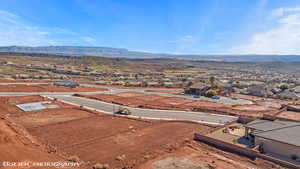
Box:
[0,95,72,117]
[28,115,154,149]
[76,92,229,111]
[145,88,184,94]
[12,108,94,128]
[75,92,274,118]
[0,95,212,168]
[139,142,280,169]
[0,84,107,92]
[53,95,237,125]
[78,90,300,121]
[0,95,284,169]
[0,119,70,169]
[31,119,210,168]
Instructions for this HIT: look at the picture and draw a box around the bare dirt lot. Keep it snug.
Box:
[98,84,182,90]
[12,108,95,128]
[0,118,83,169]
[55,121,210,169]
[139,142,283,169]
[0,95,285,169]
[0,84,107,92]
[27,115,155,149]
[275,111,300,121]
[145,89,184,94]
[0,95,72,117]
[231,104,275,111]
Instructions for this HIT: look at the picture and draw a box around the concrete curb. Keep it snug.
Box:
[45,95,227,126]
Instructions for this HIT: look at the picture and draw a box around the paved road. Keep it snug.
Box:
[0,83,252,105]
[0,91,108,96]
[48,95,238,126]
[0,83,239,125]
[81,84,253,105]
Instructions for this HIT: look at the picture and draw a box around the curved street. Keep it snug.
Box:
[0,83,238,125]
[47,95,237,126]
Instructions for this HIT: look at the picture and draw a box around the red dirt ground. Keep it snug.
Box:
[76,92,228,111]
[27,115,155,149]
[0,118,83,169]
[97,84,182,90]
[11,108,95,128]
[56,121,210,169]
[139,141,283,169]
[145,89,184,94]
[0,84,107,92]
[275,111,300,121]
[0,95,285,169]
[0,78,16,83]
[0,95,73,117]
[231,104,275,111]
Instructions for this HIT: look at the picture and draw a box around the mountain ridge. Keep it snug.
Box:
[0,45,300,62]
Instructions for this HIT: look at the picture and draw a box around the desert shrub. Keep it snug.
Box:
[205,90,218,97]
[67,155,80,162]
[291,154,298,160]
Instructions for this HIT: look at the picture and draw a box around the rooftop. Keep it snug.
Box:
[245,119,300,147]
[245,119,299,132]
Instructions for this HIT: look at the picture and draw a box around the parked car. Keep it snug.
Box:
[193,95,200,98]
[211,96,220,100]
[114,108,132,115]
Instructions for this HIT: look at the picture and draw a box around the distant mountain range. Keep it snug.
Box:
[1,46,300,62]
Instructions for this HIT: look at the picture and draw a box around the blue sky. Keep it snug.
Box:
[1,0,300,54]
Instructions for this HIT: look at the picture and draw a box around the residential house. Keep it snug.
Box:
[277,90,300,100]
[247,85,273,97]
[184,82,209,95]
[245,119,300,164]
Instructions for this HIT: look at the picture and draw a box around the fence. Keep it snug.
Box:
[194,133,257,159]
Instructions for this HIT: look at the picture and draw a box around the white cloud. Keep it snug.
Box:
[271,7,300,18]
[0,10,19,24]
[81,36,96,43]
[180,35,195,42]
[0,10,96,46]
[231,7,300,55]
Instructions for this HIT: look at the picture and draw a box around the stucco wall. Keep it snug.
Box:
[255,137,300,159]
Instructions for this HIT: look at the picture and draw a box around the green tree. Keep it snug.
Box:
[209,76,215,88]
[186,81,193,87]
[279,84,288,91]
[206,89,218,97]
